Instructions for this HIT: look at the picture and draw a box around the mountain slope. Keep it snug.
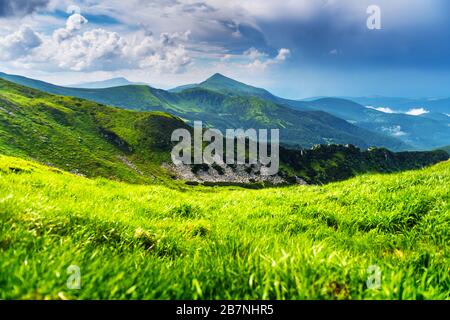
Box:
[306,98,450,150]
[346,96,450,114]
[170,73,275,99]
[170,73,312,111]
[2,78,447,186]
[1,154,449,299]
[0,78,189,184]
[172,74,449,150]
[0,72,409,150]
[438,145,450,155]
[67,77,147,89]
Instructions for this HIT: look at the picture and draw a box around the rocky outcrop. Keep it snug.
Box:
[163,162,307,186]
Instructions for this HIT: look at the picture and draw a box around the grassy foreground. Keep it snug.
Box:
[0,154,449,299]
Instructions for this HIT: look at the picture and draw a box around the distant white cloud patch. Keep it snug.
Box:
[53,28,128,71]
[382,125,407,137]
[366,106,432,116]
[51,26,192,72]
[405,108,429,116]
[1,12,192,74]
[366,106,396,113]
[53,13,88,43]
[242,47,290,71]
[329,49,341,55]
[276,48,290,61]
[0,26,42,60]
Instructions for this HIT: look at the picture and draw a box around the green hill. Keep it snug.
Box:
[1,78,447,186]
[0,72,410,150]
[174,73,449,150]
[0,78,189,184]
[196,73,278,101]
[0,154,448,299]
[280,144,449,184]
[307,98,450,150]
[174,74,450,150]
[438,145,450,155]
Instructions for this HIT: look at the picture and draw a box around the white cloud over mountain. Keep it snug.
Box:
[405,108,429,116]
[0,4,290,78]
[0,0,447,96]
[0,12,194,73]
[0,26,42,60]
[366,106,431,116]
[366,106,396,114]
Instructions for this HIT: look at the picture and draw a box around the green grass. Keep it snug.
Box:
[3,77,446,187]
[0,72,410,150]
[0,154,448,299]
[0,78,190,185]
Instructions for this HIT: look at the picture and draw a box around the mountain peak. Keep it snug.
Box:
[198,73,279,102]
[204,73,235,83]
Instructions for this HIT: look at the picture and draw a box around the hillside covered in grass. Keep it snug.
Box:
[0,72,410,150]
[0,78,190,185]
[438,145,450,155]
[0,155,448,299]
[1,78,447,186]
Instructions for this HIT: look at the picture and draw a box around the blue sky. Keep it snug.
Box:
[0,0,449,98]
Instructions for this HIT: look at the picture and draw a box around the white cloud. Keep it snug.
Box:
[382,125,407,137]
[366,106,396,113]
[51,28,192,73]
[138,44,192,73]
[275,48,290,61]
[405,107,429,116]
[0,12,193,74]
[329,49,338,55]
[366,105,433,116]
[54,28,128,71]
[0,1,292,83]
[0,26,42,60]
[53,13,88,43]
[242,47,290,71]
[243,47,267,60]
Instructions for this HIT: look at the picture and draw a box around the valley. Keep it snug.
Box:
[0,73,448,301]
[0,78,447,186]
[3,71,439,151]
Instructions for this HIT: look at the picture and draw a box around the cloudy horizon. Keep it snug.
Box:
[0,0,449,99]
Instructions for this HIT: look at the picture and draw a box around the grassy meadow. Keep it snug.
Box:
[0,154,448,299]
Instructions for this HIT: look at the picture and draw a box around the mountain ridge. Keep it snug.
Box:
[1,78,447,186]
[67,77,150,89]
[0,71,410,151]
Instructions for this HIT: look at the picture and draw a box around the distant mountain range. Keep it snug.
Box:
[0,71,407,150]
[1,78,447,185]
[344,96,450,114]
[67,77,150,89]
[0,71,448,150]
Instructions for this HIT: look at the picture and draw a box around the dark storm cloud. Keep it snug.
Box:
[211,20,274,55]
[256,0,450,70]
[0,0,49,17]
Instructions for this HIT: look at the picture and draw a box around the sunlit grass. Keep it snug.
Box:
[0,155,449,299]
